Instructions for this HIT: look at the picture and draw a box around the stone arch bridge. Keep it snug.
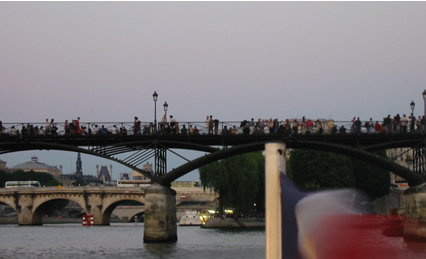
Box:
[0,186,145,225]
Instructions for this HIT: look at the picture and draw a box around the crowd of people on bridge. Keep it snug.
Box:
[1,112,425,138]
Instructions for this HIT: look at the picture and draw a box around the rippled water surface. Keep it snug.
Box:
[0,223,265,259]
[1,223,426,259]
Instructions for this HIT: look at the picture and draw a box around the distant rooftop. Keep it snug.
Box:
[11,156,59,171]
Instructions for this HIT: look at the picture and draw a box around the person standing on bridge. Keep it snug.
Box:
[74,117,80,135]
[301,117,306,134]
[194,126,200,135]
[169,115,176,133]
[394,114,401,133]
[39,126,45,135]
[181,124,188,135]
[205,115,210,134]
[91,124,99,135]
[384,115,392,132]
[50,119,57,135]
[292,119,299,135]
[353,117,362,134]
[64,120,69,134]
[160,114,167,134]
[410,113,416,134]
[133,116,141,135]
[208,115,214,134]
[400,114,408,134]
[375,121,381,133]
[45,119,50,133]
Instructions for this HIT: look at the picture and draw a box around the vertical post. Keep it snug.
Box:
[154,146,167,177]
[153,91,158,134]
[423,89,426,118]
[264,143,286,259]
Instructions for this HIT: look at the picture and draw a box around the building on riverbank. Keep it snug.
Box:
[10,156,62,177]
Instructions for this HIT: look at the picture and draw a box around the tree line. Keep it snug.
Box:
[0,170,61,188]
[199,149,390,216]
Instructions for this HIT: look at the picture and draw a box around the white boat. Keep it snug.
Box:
[179,211,202,226]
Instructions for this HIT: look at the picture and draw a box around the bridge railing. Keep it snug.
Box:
[0,119,423,137]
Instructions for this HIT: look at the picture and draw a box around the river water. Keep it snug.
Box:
[0,223,426,259]
[0,223,265,259]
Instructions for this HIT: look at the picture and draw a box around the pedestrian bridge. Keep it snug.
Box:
[1,120,425,186]
[1,120,426,242]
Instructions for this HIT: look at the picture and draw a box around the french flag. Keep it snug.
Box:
[264,143,398,259]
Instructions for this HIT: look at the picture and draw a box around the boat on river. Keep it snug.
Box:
[179,211,202,226]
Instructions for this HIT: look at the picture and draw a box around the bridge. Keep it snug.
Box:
[0,185,217,225]
[1,120,426,242]
[1,120,425,185]
[0,186,144,225]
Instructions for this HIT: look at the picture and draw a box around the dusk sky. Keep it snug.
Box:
[1,2,425,180]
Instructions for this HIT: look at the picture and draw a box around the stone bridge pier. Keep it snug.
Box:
[143,183,177,243]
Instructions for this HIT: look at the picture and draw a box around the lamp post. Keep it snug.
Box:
[423,90,426,117]
[411,100,415,116]
[153,91,158,133]
[163,102,168,116]
[410,100,416,134]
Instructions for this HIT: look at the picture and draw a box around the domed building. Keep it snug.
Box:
[11,156,62,177]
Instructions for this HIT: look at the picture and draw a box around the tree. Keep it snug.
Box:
[0,170,61,187]
[288,149,390,199]
[199,152,264,216]
[289,149,355,191]
[352,150,390,199]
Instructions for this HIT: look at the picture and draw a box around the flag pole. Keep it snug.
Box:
[264,143,286,259]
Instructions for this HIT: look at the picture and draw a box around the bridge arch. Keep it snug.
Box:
[32,198,83,225]
[1,137,424,186]
[162,141,425,187]
[100,197,145,225]
[0,199,17,214]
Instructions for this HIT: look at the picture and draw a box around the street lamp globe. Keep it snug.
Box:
[153,91,158,102]
[410,100,415,114]
[163,102,168,114]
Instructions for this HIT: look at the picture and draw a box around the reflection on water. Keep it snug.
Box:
[0,223,425,259]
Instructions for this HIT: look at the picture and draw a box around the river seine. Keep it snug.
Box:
[1,223,426,259]
[0,223,265,259]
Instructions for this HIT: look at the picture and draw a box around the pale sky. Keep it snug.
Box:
[1,2,425,180]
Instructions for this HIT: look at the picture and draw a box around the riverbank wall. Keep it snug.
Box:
[201,217,265,229]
